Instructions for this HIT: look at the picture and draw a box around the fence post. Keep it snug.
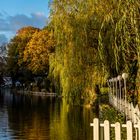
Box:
[128,103,131,119]
[135,105,140,123]
[117,75,122,112]
[104,120,110,140]
[91,118,100,140]
[122,73,128,120]
[127,121,133,140]
[115,122,121,140]
[137,120,140,140]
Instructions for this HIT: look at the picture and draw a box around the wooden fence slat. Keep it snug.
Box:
[135,105,140,122]
[128,103,132,119]
[136,105,140,115]
[137,121,140,140]
[104,120,110,140]
[115,122,121,140]
[127,121,133,140]
[93,118,100,140]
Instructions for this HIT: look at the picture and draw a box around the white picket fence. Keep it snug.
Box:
[109,94,140,124]
[90,118,140,140]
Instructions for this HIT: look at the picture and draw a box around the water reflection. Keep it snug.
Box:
[0,89,95,140]
[50,100,94,140]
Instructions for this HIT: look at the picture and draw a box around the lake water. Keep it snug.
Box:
[0,88,96,140]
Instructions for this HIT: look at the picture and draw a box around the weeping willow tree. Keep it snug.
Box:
[49,0,140,104]
[49,0,106,105]
[137,46,140,103]
[98,0,140,102]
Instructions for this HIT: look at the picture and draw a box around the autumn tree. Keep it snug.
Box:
[17,26,40,66]
[23,29,55,74]
[7,26,40,84]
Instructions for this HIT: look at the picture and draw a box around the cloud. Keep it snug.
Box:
[0,12,47,34]
[0,34,8,45]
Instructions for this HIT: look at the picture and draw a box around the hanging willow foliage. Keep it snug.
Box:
[49,0,106,105]
[98,0,140,101]
[49,0,140,104]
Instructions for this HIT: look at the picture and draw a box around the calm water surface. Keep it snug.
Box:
[0,88,96,140]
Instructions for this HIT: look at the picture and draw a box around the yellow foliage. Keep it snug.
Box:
[23,29,55,73]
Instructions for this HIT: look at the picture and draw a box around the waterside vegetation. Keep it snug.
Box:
[1,0,140,106]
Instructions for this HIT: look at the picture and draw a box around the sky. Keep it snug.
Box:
[0,0,50,44]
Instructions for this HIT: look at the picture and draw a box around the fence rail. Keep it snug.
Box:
[90,118,140,140]
[107,73,140,124]
[109,94,140,124]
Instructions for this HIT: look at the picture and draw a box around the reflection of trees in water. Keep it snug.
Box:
[0,90,4,108]
[50,99,95,140]
[7,94,57,140]
[67,106,94,140]
[0,90,97,140]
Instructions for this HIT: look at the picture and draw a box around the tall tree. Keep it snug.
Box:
[97,0,140,102]
[49,0,104,105]
[7,26,40,84]
[49,0,140,104]
[23,29,55,74]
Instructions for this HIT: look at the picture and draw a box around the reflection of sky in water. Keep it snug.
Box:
[0,106,13,140]
[0,89,14,140]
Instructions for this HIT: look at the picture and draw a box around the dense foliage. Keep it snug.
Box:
[49,0,104,104]
[49,0,140,104]
[7,27,40,84]
[6,0,140,105]
[97,0,140,101]
[23,29,55,74]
